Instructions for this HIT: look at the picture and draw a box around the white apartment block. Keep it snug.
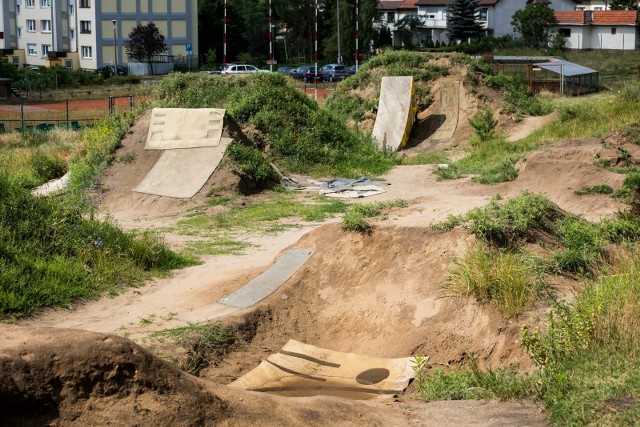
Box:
[0,0,198,71]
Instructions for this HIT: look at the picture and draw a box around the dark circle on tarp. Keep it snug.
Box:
[356,368,390,385]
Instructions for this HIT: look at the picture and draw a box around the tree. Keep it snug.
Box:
[374,26,393,49]
[397,14,425,48]
[447,0,484,42]
[610,0,638,10]
[125,23,167,75]
[511,2,556,48]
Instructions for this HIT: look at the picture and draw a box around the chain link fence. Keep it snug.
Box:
[0,95,137,133]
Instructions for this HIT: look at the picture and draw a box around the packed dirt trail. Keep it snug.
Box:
[15,98,636,425]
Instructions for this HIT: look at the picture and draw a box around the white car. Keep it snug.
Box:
[221,64,269,74]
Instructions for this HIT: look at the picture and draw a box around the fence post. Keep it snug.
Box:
[66,99,69,128]
[108,96,113,115]
[20,102,24,130]
[129,95,134,111]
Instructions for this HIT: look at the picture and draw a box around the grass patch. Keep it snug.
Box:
[183,238,250,256]
[151,322,236,376]
[575,185,614,196]
[0,174,197,319]
[521,250,640,425]
[413,360,535,401]
[444,242,547,317]
[399,150,449,166]
[341,199,408,232]
[176,194,347,236]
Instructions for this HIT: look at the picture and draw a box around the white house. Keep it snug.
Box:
[553,10,639,49]
[374,0,427,48]
[379,0,581,44]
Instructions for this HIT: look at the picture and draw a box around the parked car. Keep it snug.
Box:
[321,64,350,82]
[293,66,322,83]
[96,65,128,76]
[221,64,269,74]
[199,69,221,75]
[347,65,358,75]
[277,66,296,75]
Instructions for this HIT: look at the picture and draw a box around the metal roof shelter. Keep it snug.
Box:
[482,56,599,95]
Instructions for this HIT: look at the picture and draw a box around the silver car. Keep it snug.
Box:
[221,64,269,74]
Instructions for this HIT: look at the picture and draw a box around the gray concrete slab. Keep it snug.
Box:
[32,172,70,196]
[145,108,226,150]
[218,248,314,309]
[133,138,231,199]
[372,76,417,152]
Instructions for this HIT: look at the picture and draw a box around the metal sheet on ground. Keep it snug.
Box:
[145,108,226,150]
[372,76,417,151]
[218,248,314,309]
[230,340,416,400]
[133,138,231,199]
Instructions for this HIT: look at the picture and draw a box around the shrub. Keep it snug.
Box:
[574,184,614,195]
[227,143,278,189]
[553,217,605,274]
[474,158,519,185]
[341,199,407,233]
[445,242,547,317]
[468,107,498,143]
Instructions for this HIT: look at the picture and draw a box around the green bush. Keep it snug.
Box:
[445,242,547,317]
[468,108,498,143]
[341,199,407,233]
[31,149,66,182]
[227,142,278,189]
[474,158,519,185]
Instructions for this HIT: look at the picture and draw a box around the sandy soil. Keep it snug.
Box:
[10,90,639,425]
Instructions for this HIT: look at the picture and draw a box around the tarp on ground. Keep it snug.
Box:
[230,340,416,400]
[371,76,417,151]
[145,108,226,150]
[281,176,389,198]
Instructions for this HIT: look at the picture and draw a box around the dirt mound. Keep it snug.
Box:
[500,138,631,220]
[205,224,536,385]
[0,325,227,426]
[0,325,413,427]
[96,110,241,229]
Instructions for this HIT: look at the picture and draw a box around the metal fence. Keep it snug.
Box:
[0,95,137,132]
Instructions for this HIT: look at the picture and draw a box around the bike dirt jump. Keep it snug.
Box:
[134,108,232,199]
[372,76,418,151]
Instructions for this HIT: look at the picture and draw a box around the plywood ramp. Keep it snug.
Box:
[231,340,415,400]
[372,76,417,151]
[145,108,226,150]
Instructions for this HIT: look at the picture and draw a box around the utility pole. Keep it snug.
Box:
[355,0,359,71]
[315,0,318,100]
[269,0,273,72]
[223,0,227,69]
[112,20,118,71]
[336,0,342,64]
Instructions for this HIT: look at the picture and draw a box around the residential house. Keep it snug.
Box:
[378,0,580,45]
[374,0,427,47]
[0,0,198,72]
[574,1,640,10]
[554,10,639,49]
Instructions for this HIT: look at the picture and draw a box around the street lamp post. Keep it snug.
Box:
[112,19,118,73]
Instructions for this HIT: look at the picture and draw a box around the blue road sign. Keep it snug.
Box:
[186,43,193,53]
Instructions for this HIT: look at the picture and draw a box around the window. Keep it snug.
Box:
[26,20,35,32]
[12,56,19,65]
[79,0,90,8]
[69,4,74,14]
[611,27,617,35]
[426,14,436,19]
[81,45,92,58]
[41,20,51,33]
[17,27,22,38]
[80,20,91,34]
[25,0,35,7]
[16,4,20,13]
[478,8,488,21]
[559,28,571,37]
[65,59,73,69]
[42,44,51,58]
[27,43,37,56]
[387,12,395,23]
[41,0,51,7]
[69,28,75,39]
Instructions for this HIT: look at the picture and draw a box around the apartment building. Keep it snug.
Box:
[0,0,198,71]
